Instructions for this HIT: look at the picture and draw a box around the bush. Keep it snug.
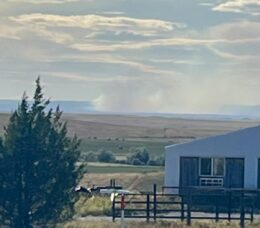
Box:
[132,158,144,165]
[97,149,115,163]
[147,156,165,166]
[85,152,98,162]
[127,147,150,165]
[147,159,157,166]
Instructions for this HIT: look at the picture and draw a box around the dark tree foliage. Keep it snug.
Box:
[97,149,115,163]
[0,78,83,227]
[127,147,150,165]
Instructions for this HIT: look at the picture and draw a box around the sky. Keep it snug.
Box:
[0,0,260,114]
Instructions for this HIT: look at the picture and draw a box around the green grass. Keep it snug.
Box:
[79,139,170,158]
[87,164,163,173]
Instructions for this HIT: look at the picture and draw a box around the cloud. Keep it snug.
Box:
[70,38,221,52]
[206,21,260,63]
[44,72,141,83]
[7,13,186,51]
[209,21,260,41]
[10,13,182,32]
[101,11,125,15]
[7,0,79,4]
[213,0,260,15]
[0,23,23,40]
[207,45,260,63]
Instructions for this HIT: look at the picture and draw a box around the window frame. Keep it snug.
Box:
[199,157,225,177]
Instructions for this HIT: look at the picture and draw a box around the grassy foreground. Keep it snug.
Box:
[61,220,260,228]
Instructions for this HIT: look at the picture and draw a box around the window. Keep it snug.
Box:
[200,157,225,177]
[213,158,224,176]
[200,158,211,175]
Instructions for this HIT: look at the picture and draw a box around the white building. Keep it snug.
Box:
[165,126,260,189]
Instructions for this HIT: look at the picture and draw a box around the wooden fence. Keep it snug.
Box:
[111,185,260,227]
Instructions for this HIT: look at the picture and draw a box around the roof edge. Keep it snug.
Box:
[164,124,260,150]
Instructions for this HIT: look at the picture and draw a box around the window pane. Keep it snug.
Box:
[200,158,211,175]
[213,158,224,176]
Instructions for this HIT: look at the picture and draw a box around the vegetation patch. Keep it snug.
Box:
[74,196,111,217]
[60,220,260,228]
[86,164,163,173]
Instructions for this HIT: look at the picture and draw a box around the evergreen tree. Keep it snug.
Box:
[0,78,83,227]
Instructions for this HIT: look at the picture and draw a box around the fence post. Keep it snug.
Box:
[215,198,219,222]
[120,194,125,228]
[228,191,232,222]
[240,191,245,228]
[146,194,150,223]
[187,188,192,226]
[181,196,184,222]
[112,195,116,222]
[153,184,157,221]
[250,197,254,223]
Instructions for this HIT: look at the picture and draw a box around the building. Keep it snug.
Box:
[164,126,260,189]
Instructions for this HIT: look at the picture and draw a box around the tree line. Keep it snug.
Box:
[81,147,165,166]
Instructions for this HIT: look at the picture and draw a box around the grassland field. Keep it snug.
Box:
[86,163,163,173]
[2,113,260,188]
[2,113,260,225]
[79,138,169,159]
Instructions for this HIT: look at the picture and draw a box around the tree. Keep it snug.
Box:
[127,147,150,165]
[97,149,115,163]
[0,78,83,227]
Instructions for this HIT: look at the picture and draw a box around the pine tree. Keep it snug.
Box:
[0,78,83,227]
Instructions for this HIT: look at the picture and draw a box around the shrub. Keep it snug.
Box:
[85,152,98,162]
[127,147,150,165]
[132,158,144,165]
[147,159,157,166]
[147,156,165,166]
[97,149,115,163]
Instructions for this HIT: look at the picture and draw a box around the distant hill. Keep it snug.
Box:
[1,112,260,141]
[220,105,260,117]
[2,100,260,120]
[0,100,94,113]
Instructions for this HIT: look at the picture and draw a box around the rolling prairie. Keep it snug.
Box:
[1,112,260,190]
[1,113,259,141]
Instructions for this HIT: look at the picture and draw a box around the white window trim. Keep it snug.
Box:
[199,157,225,177]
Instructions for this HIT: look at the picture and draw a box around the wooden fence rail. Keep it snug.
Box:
[112,184,260,227]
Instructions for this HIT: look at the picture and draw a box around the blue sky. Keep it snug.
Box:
[0,0,260,114]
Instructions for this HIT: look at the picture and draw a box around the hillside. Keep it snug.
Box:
[1,113,260,142]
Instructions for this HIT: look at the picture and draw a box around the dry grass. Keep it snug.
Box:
[80,172,164,192]
[2,113,259,141]
[74,196,111,217]
[61,220,260,228]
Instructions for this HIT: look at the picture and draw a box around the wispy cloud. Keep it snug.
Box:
[70,38,220,52]
[10,13,182,32]
[45,72,141,83]
[1,0,260,113]
[7,0,79,4]
[206,21,260,63]
[213,0,260,15]
[207,45,260,63]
